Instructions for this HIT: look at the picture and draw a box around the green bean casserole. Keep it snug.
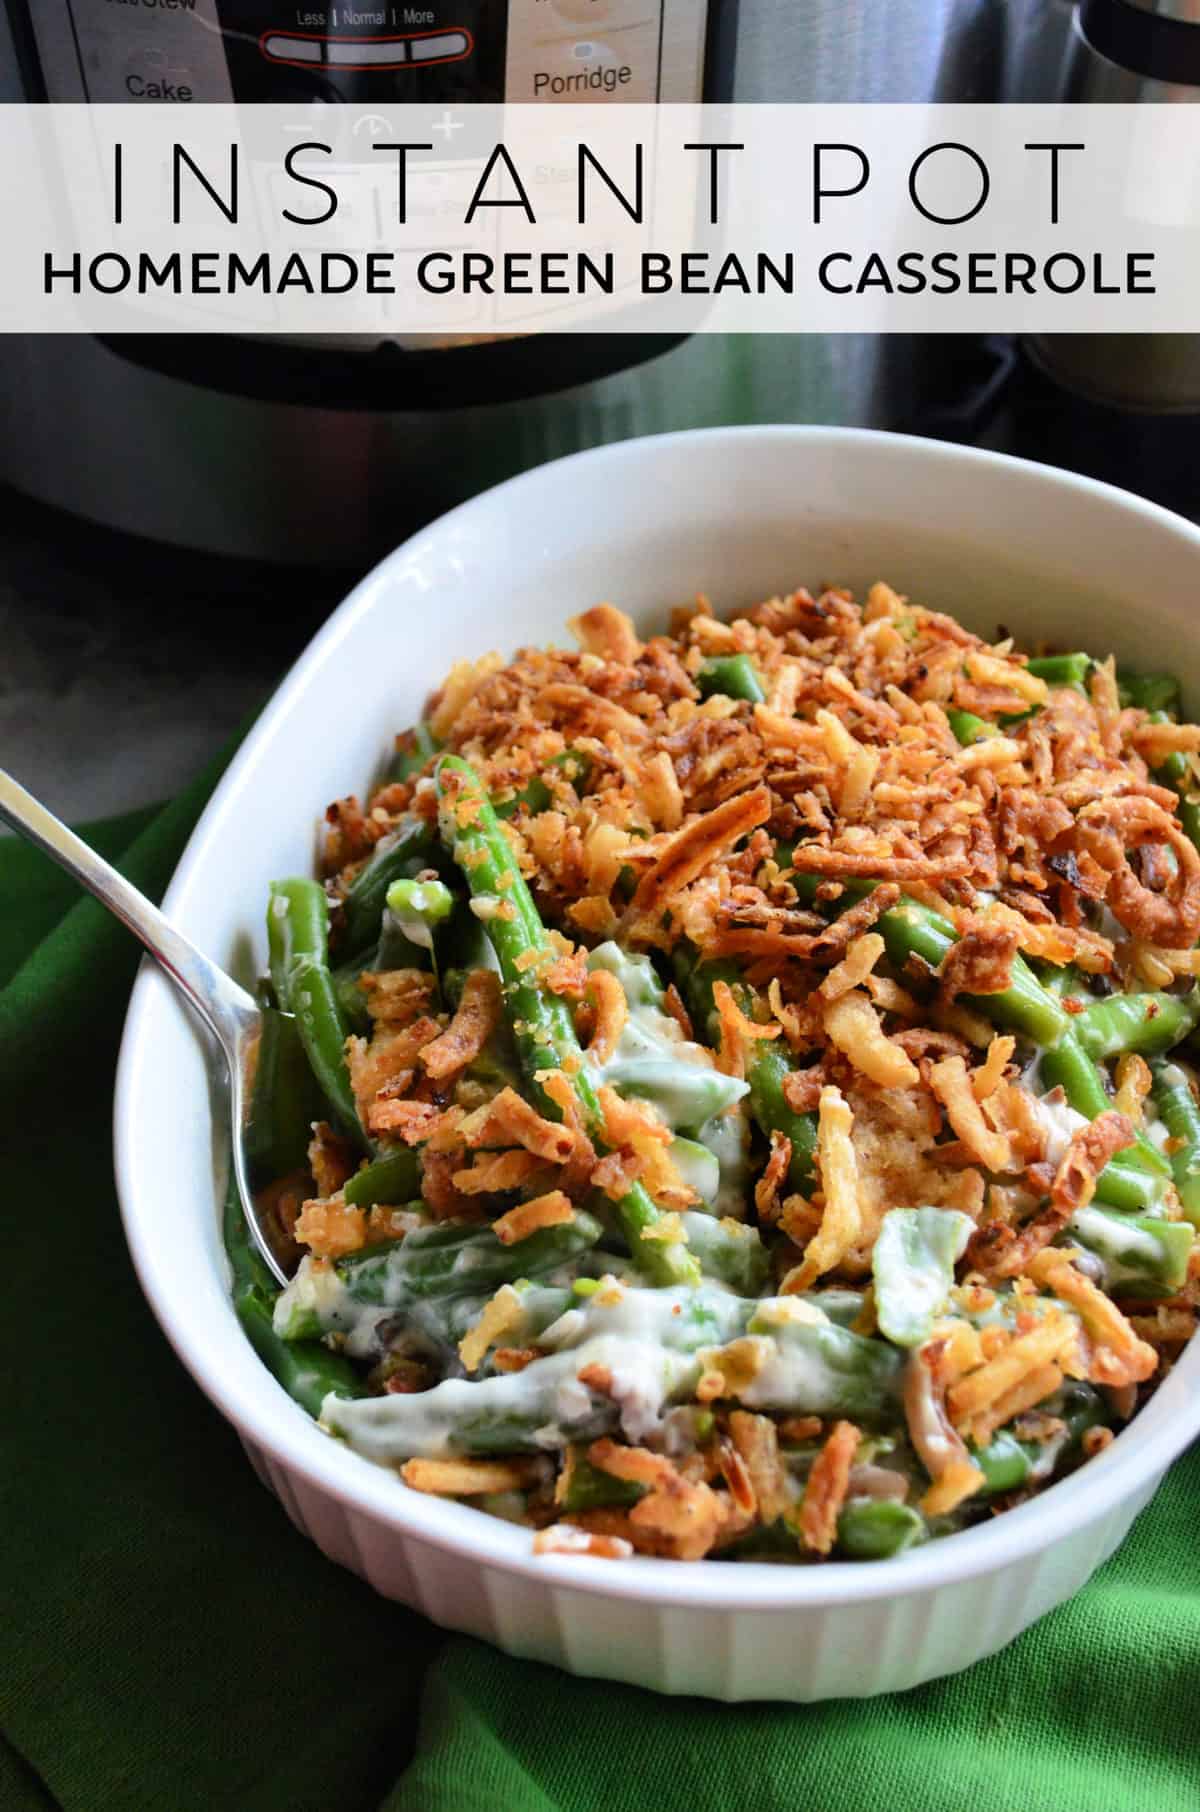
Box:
[229,584,1200,1563]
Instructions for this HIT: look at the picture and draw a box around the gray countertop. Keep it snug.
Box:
[0,483,346,823]
[2,333,1012,824]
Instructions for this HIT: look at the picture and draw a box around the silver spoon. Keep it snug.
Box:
[0,766,289,1286]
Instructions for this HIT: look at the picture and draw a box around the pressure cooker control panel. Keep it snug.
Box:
[26,0,710,105]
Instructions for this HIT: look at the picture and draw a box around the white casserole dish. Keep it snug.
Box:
[114,426,1200,1701]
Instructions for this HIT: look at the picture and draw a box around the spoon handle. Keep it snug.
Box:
[0,767,257,1057]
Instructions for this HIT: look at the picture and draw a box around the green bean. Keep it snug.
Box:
[1160,770,1200,856]
[1177,797,1200,859]
[697,654,766,704]
[1149,718,1200,859]
[1067,1205,1193,1298]
[321,1285,899,1459]
[723,1520,808,1560]
[436,756,595,1085]
[436,755,700,1289]
[946,708,997,747]
[788,876,1070,1048]
[1082,1157,1169,1216]
[1118,670,1181,715]
[402,1283,575,1374]
[1148,1059,1200,1225]
[333,1211,604,1312]
[745,1041,820,1184]
[674,952,818,1189]
[971,1430,1035,1492]
[331,903,434,1031]
[972,1383,1108,1493]
[323,1345,621,1456]
[1038,1030,1171,1196]
[1073,987,1200,1063]
[678,1210,770,1295]
[1027,652,1091,690]
[387,722,440,783]
[223,1178,366,1419]
[1035,1018,1176,1196]
[1038,963,1086,1003]
[585,945,748,1137]
[439,899,502,1015]
[799,1289,867,1328]
[553,1281,755,1356]
[493,749,591,820]
[330,953,374,1033]
[349,1282,577,1374]
[871,1206,973,1348]
[276,1214,602,1340]
[343,1148,421,1209]
[267,879,363,1147]
[791,872,1166,1197]
[245,1005,323,1185]
[742,1305,904,1417]
[669,1136,720,1209]
[559,1447,645,1514]
[385,877,454,976]
[339,817,436,956]
[603,1053,745,1130]
[836,1499,927,1559]
[386,876,454,925]
[872,899,1069,1047]
[1037,1030,1118,1121]
[322,1282,749,1453]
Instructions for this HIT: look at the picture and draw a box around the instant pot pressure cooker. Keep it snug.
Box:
[0,0,1002,560]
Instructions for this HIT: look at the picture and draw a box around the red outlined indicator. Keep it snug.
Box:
[259,24,475,72]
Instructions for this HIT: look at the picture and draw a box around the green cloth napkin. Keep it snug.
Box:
[3,763,1200,1812]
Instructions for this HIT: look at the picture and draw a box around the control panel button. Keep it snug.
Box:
[504,1,710,104]
[261,34,322,62]
[410,30,471,62]
[259,27,472,71]
[327,39,409,65]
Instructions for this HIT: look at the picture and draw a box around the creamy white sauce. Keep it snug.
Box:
[538,1281,750,1355]
[345,1312,394,1363]
[696,1107,752,1220]
[668,1137,720,1207]
[585,942,748,1134]
[322,1336,699,1460]
[1030,1092,1090,1168]
[709,1337,838,1415]
[320,1282,753,1462]
[391,914,433,954]
[749,1297,829,1332]
[1069,1204,1173,1290]
[871,1206,973,1349]
[273,1259,345,1338]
